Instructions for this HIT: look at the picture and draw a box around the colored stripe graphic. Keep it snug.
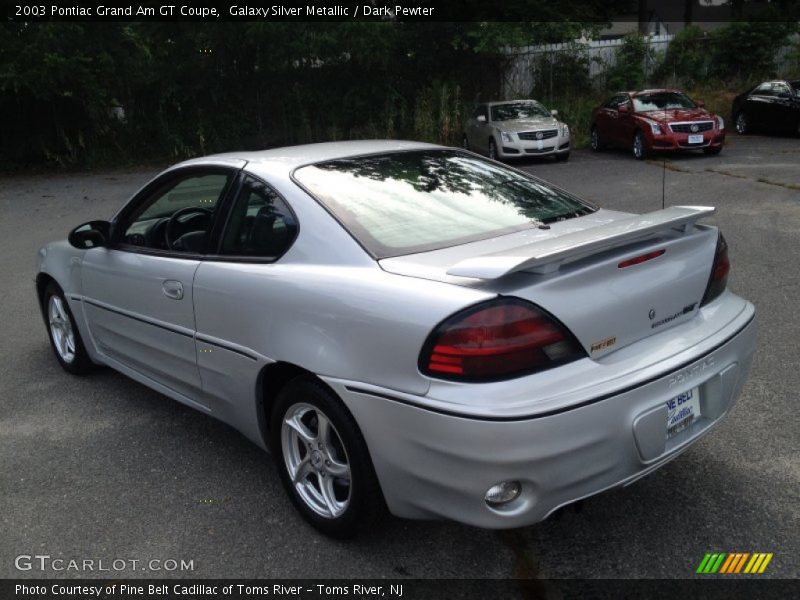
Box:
[699,552,773,574]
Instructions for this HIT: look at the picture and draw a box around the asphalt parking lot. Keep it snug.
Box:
[1,134,798,580]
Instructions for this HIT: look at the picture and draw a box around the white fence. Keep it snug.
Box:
[502,35,674,99]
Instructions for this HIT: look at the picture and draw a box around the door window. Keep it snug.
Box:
[120,172,232,253]
[219,176,297,259]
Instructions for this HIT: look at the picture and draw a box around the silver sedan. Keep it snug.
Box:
[36,141,755,538]
[464,100,571,161]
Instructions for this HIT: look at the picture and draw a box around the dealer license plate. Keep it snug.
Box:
[688,134,704,144]
[666,387,700,439]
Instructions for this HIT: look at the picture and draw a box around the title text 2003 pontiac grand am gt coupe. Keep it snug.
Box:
[36,141,755,538]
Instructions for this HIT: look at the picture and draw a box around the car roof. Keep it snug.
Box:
[176,140,443,170]
[479,99,544,107]
[629,89,683,96]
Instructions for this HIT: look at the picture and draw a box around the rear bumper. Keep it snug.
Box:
[325,297,756,528]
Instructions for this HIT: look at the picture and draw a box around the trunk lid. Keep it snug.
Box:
[379,207,719,358]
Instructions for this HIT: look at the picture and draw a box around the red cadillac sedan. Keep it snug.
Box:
[590,89,725,159]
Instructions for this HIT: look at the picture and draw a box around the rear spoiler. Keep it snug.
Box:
[446,205,716,279]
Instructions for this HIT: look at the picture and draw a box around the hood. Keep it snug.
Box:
[639,108,715,124]
[494,117,560,132]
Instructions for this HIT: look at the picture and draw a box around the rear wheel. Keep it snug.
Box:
[632,130,649,160]
[488,139,498,160]
[590,126,603,151]
[271,378,385,539]
[735,112,750,134]
[43,282,94,375]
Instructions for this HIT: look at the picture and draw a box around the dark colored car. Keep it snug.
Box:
[732,80,800,136]
[590,89,725,160]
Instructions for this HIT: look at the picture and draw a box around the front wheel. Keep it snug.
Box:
[43,282,95,375]
[735,112,750,134]
[488,139,499,160]
[632,131,649,160]
[271,378,386,538]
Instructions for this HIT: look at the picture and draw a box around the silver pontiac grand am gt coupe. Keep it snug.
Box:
[463,100,571,161]
[36,140,755,538]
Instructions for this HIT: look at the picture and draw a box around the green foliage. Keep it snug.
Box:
[605,33,654,91]
[654,25,709,87]
[531,42,594,102]
[708,22,798,81]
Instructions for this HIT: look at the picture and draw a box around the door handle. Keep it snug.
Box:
[162,280,184,300]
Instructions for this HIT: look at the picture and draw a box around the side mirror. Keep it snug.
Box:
[550,109,559,117]
[477,115,487,122]
[68,220,110,249]
[696,100,706,108]
[618,104,630,114]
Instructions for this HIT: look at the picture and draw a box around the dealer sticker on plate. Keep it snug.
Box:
[666,387,701,438]
[688,134,704,144]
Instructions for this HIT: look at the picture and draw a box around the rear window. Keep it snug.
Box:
[293,150,595,258]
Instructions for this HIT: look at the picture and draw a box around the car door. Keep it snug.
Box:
[595,95,625,146]
[745,83,773,129]
[80,165,240,407]
[467,105,491,154]
[191,174,299,444]
[615,95,636,145]
[771,82,795,132]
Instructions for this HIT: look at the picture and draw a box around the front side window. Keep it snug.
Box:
[753,83,775,97]
[294,150,595,258]
[220,176,297,258]
[121,172,231,253]
[633,92,696,112]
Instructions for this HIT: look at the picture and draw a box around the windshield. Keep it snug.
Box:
[293,150,594,258]
[490,102,551,122]
[633,92,696,112]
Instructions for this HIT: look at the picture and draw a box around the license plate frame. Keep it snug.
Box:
[688,134,704,144]
[666,387,701,439]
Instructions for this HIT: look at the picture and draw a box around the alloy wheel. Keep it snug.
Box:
[633,132,645,159]
[48,295,76,364]
[281,402,351,519]
[736,113,748,134]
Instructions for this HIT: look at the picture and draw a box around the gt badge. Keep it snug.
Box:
[590,336,617,353]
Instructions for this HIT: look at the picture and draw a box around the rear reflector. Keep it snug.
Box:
[701,232,730,306]
[420,298,586,382]
[618,249,666,268]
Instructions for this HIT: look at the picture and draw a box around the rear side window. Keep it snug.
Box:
[293,150,594,259]
[220,176,297,259]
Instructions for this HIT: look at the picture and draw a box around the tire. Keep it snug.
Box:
[735,112,749,135]
[462,134,470,150]
[590,126,603,151]
[703,146,722,156]
[555,152,570,162]
[42,282,95,375]
[632,130,649,160]
[271,377,386,539]
[488,139,498,160]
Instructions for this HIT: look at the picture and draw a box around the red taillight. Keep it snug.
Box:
[701,232,730,306]
[618,249,665,268]
[420,298,586,382]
